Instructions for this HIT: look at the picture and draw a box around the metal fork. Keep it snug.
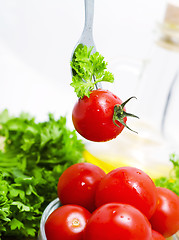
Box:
[71,0,101,89]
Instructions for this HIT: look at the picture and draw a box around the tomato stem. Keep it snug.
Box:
[72,218,80,227]
[113,96,139,133]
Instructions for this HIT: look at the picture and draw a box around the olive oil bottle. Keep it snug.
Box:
[84,0,179,179]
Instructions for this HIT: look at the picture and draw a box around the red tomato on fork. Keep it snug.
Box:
[72,89,137,142]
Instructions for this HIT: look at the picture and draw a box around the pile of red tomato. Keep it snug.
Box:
[45,162,179,240]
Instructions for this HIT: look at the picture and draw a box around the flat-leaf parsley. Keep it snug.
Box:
[0,110,84,239]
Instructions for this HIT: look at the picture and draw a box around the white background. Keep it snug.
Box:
[0,0,179,148]
[0,0,167,120]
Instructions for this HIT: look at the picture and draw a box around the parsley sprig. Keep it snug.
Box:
[70,44,114,98]
[154,153,179,196]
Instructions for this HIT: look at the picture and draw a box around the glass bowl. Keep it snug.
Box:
[38,198,178,240]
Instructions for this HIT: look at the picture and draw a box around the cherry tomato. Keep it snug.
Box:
[57,162,106,212]
[150,187,179,238]
[152,230,165,240]
[95,166,158,219]
[83,203,152,240]
[45,205,91,240]
[72,89,127,142]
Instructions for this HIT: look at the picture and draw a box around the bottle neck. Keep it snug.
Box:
[157,2,179,52]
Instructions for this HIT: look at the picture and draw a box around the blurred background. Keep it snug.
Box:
[0,0,167,119]
[0,0,179,176]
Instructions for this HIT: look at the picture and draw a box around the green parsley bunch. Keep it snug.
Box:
[0,110,84,239]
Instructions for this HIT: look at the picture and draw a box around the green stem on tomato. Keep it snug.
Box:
[112,97,139,133]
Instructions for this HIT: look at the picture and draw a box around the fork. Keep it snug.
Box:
[71,0,101,89]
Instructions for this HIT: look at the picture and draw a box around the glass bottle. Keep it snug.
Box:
[85,0,179,178]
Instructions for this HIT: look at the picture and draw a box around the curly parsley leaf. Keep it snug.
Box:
[70,44,114,98]
[0,110,85,239]
[154,154,179,196]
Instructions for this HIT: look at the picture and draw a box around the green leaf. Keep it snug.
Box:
[71,75,94,98]
[101,71,115,83]
[0,109,10,124]
[9,218,24,230]
[70,45,114,98]
[154,154,179,196]
[11,201,31,212]
[25,227,36,237]
[9,188,25,200]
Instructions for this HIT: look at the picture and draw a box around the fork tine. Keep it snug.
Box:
[70,0,101,89]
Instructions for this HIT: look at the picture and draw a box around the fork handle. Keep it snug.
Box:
[84,0,94,31]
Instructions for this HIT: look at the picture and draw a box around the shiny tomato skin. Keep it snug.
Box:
[150,187,179,238]
[45,205,91,240]
[152,230,165,240]
[95,166,158,219]
[83,203,152,240]
[72,89,126,142]
[57,162,106,212]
